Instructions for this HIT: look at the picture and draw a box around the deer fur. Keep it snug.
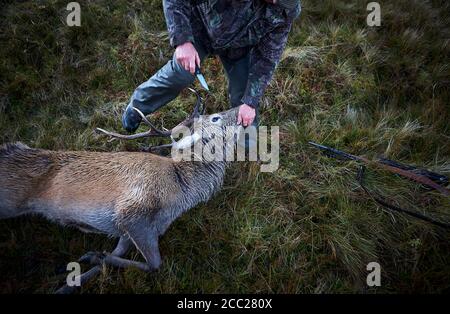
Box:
[0,106,240,292]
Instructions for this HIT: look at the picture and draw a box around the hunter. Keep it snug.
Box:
[122,0,301,134]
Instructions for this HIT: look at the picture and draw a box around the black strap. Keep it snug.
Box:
[357,166,450,230]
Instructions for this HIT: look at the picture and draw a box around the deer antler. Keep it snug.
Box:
[95,108,171,141]
[188,87,205,118]
[96,88,206,145]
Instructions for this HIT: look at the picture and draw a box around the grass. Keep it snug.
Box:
[0,0,449,293]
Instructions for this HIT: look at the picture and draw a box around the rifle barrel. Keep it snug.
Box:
[308,141,450,197]
[308,141,361,161]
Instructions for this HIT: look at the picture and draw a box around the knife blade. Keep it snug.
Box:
[195,67,209,91]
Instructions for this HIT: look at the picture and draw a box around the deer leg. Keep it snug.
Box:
[54,236,132,294]
[77,234,133,264]
[119,218,162,272]
[56,220,162,293]
[111,236,133,256]
[126,230,161,271]
[78,221,161,272]
[81,254,152,272]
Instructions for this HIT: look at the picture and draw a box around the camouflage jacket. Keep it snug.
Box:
[163,0,301,108]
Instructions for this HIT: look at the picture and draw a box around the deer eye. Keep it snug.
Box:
[211,116,221,123]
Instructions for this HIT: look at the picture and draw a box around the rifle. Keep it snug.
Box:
[308,141,449,197]
[308,141,450,229]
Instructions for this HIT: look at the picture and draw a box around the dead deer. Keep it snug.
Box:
[0,89,242,293]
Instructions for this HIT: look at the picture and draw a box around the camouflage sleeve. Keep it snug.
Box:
[242,6,301,109]
[163,0,194,48]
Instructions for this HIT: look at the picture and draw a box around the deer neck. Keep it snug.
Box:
[172,160,226,205]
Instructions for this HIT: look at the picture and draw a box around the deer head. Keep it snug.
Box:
[96,89,241,159]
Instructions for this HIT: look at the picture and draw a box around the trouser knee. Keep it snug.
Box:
[167,55,196,88]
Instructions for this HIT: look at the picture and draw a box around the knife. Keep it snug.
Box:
[195,66,209,91]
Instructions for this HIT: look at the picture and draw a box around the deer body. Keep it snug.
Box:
[0,100,239,293]
[0,142,225,236]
